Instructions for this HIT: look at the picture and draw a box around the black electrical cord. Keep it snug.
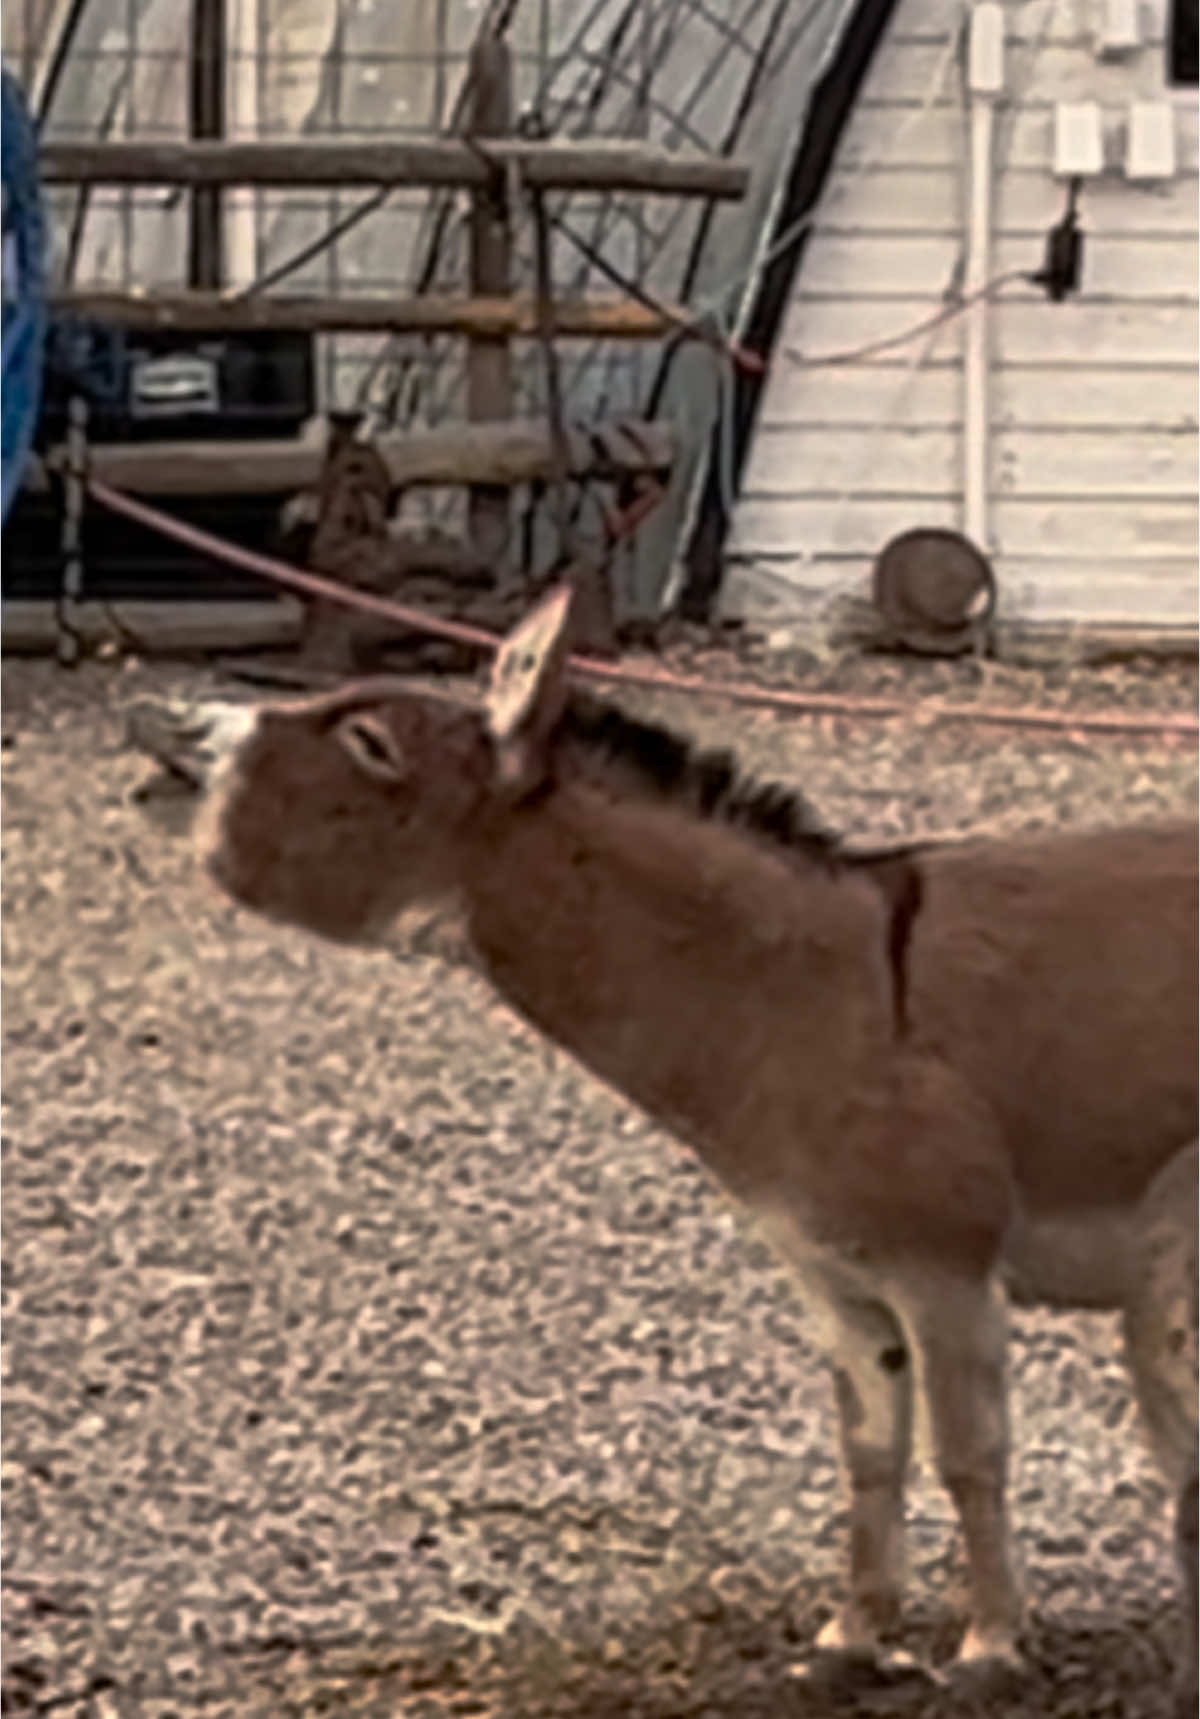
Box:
[785,184,1086,369]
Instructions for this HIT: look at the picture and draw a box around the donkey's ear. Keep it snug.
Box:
[485,584,574,791]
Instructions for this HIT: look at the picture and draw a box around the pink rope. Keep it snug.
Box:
[86,477,1198,743]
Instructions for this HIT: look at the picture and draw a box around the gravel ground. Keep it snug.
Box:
[2,645,1197,1719]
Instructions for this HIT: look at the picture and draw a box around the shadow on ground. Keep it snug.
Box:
[177,1594,1185,1719]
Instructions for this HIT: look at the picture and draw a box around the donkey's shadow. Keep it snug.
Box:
[270,1594,1182,1719]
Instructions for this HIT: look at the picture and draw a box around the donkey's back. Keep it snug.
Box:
[906,819,1196,1298]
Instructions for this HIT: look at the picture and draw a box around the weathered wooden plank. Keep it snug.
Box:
[731,495,1198,557]
[49,416,677,497]
[816,168,1200,236]
[731,498,952,556]
[1007,175,1199,238]
[780,296,1199,366]
[993,428,1197,496]
[797,232,1200,299]
[861,40,1197,107]
[1,599,303,655]
[1000,571,1200,627]
[998,301,1199,365]
[995,498,1199,557]
[744,426,958,496]
[50,289,689,339]
[743,425,1197,499]
[754,364,1200,430]
[840,102,1200,173]
[990,366,1200,428]
[39,138,750,199]
[755,366,964,428]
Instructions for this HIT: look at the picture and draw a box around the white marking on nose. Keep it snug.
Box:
[126,697,258,787]
[189,703,261,875]
[191,702,258,778]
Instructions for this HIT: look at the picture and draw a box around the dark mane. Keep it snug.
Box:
[555,695,930,1033]
[556,694,841,865]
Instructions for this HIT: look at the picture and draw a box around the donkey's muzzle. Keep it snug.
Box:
[125,697,257,798]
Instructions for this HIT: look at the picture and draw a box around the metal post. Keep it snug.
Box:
[189,0,226,288]
[465,32,514,571]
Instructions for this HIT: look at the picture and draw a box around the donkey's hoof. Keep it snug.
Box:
[791,1638,944,1693]
[950,1627,1026,1693]
[813,1612,874,1654]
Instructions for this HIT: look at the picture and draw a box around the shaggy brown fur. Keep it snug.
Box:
[554,696,928,1033]
[166,624,1197,1698]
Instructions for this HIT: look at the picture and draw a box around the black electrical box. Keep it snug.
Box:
[3,317,317,603]
[2,489,295,602]
[37,319,315,446]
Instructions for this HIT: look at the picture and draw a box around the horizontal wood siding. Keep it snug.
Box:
[729,0,1200,633]
[838,104,1200,170]
[734,496,1197,554]
[860,41,1197,105]
[747,426,1197,495]
[722,555,1200,627]
[778,296,1198,361]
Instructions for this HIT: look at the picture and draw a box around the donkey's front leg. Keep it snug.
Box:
[814,1291,914,1658]
[899,1273,1024,1669]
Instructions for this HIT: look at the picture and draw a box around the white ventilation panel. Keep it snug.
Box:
[1126,100,1177,179]
[1054,101,1104,176]
[1096,0,1142,57]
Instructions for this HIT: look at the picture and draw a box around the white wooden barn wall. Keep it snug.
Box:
[726,0,1200,636]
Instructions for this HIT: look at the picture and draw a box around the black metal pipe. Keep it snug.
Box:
[188,0,225,288]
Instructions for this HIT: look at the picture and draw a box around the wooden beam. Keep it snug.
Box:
[50,289,686,338]
[40,138,750,199]
[1,599,302,655]
[43,416,676,497]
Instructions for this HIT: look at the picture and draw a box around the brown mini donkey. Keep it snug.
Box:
[137,588,1198,1696]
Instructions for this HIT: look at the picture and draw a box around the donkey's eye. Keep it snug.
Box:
[338,714,407,783]
[357,724,391,764]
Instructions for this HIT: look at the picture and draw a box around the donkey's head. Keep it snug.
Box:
[188,587,577,943]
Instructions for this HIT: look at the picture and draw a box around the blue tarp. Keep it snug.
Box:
[2,68,47,527]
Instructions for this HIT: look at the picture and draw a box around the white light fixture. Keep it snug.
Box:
[1054,101,1104,177]
[1126,100,1177,179]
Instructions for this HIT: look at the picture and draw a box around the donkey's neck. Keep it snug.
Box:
[461,782,894,1200]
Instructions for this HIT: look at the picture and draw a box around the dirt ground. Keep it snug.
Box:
[2,643,1197,1719]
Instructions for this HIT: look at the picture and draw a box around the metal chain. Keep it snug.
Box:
[55,393,87,665]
